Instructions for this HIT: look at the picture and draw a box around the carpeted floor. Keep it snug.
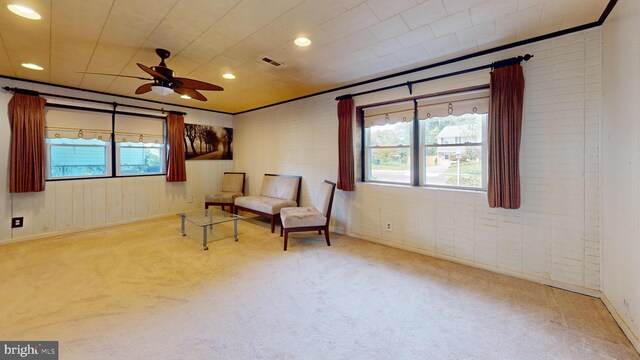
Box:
[0,215,637,360]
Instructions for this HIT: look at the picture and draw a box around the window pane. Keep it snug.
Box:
[49,142,107,178]
[424,146,482,188]
[368,122,412,146]
[369,147,410,183]
[119,144,163,175]
[422,113,484,145]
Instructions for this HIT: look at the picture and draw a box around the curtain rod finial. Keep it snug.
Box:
[335,94,352,101]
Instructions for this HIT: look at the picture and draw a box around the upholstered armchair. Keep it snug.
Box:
[205,172,246,213]
[279,180,336,251]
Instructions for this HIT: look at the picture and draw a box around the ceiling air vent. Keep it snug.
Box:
[261,56,283,67]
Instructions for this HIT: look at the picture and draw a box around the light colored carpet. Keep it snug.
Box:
[0,215,637,360]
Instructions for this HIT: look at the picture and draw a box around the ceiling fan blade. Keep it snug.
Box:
[174,87,207,101]
[135,83,154,95]
[137,63,170,81]
[77,71,152,81]
[174,77,223,91]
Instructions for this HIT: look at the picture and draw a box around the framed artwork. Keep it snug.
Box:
[184,123,233,160]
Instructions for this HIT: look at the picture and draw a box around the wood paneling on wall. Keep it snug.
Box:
[0,78,233,243]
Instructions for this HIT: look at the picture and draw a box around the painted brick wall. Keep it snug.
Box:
[601,0,640,344]
[235,29,601,292]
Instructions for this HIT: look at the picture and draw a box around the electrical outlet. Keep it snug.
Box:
[385,222,392,232]
[11,217,23,228]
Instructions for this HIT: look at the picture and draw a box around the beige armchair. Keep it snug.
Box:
[279,180,336,251]
[205,172,245,213]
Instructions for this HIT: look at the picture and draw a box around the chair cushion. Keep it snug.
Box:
[235,196,296,215]
[312,182,334,216]
[222,173,245,193]
[205,192,243,204]
[260,175,299,202]
[281,207,327,228]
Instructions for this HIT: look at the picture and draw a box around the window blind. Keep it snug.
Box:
[45,108,112,141]
[417,90,489,119]
[363,102,414,128]
[114,114,165,144]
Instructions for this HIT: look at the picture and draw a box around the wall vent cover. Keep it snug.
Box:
[261,56,283,67]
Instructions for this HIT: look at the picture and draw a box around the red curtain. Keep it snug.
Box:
[166,113,187,182]
[337,97,355,191]
[9,93,47,193]
[487,64,525,209]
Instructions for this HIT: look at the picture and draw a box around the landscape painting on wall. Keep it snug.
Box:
[184,123,233,160]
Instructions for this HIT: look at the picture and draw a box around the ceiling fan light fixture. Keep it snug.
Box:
[151,85,173,96]
[294,37,311,47]
[180,95,191,99]
[222,73,236,79]
[7,4,41,20]
[21,63,43,70]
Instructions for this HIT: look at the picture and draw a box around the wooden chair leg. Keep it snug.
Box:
[221,205,225,212]
[324,226,331,246]
[318,230,322,235]
[270,216,276,233]
[284,230,289,251]
[280,224,283,237]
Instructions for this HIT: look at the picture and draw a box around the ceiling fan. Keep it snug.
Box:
[79,48,223,101]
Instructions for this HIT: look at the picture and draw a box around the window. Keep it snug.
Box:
[362,88,489,190]
[117,142,164,175]
[47,138,111,179]
[44,107,166,180]
[420,113,486,189]
[364,102,414,184]
[114,114,166,176]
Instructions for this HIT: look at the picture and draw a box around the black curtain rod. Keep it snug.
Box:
[336,54,533,101]
[45,103,167,120]
[2,86,187,116]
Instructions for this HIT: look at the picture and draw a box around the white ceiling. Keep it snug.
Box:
[0,0,608,113]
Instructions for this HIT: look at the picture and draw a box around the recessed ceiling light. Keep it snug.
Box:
[21,63,43,71]
[294,37,311,47]
[7,4,41,20]
[222,73,236,80]
[180,95,191,99]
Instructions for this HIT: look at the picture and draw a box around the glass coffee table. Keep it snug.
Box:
[177,208,244,250]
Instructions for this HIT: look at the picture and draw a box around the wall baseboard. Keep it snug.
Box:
[0,210,198,246]
[340,229,640,354]
[341,229,602,297]
[601,295,640,353]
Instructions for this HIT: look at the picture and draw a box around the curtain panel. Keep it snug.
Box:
[487,64,525,209]
[337,97,355,191]
[9,93,47,193]
[166,113,187,182]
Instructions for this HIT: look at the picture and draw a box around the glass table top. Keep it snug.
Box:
[177,208,244,227]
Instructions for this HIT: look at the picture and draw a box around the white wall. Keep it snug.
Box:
[601,0,640,346]
[235,29,601,294]
[0,78,233,244]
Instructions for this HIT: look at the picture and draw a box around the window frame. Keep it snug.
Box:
[115,142,166,177]
[359,85,490,191]
[46,138,113,180]
[418,114,488,191]
[364,122,414,185]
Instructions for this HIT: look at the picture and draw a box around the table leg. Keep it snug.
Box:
[234,218,238,242]
[181,214,186,236]
[203,226,209,250]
